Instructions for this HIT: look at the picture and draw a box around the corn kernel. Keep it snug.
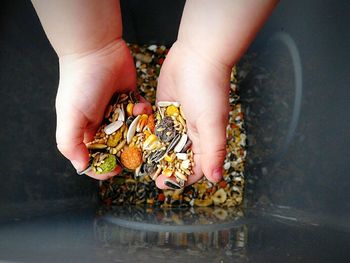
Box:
[143,134,159,150]
[126,103,134,116]
[163,168,173,177]
[166,105,179,117]
[164,153,175,163]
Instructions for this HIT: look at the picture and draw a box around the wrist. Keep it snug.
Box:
[59,36,124,60]
[58,37,125,62]
[32,0,123,57]
[173,40,232,76]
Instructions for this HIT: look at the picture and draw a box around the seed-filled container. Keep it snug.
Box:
[1,0,349,262]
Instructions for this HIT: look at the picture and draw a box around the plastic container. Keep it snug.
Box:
[1,0,349,262]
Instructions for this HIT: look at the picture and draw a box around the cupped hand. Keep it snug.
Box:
[56,39,151,180]
[155,41,231,188]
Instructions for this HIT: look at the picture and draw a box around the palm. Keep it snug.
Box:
[58,41,135,139]
[156,42,230,187]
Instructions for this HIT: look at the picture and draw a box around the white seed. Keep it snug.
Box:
[116,107,125,122]
[135,53,152,63]
[176,153,188,160]
[126,115,141,144]
[240,133,247,147]
[157,101,180,107]
[134,165,142,177]
[224,162,231,170]
[174,134,188,153]
[175,171,187,181]
[148,44,157,51]
[180,159,190,170]
[104,120,123,135]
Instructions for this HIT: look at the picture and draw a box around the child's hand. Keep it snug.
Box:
[155,41,231,187]
[32,0,277,182]
[56,40,151,179]
[155,0,277,188]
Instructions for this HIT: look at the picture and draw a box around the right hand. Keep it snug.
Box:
[155,41,231,188]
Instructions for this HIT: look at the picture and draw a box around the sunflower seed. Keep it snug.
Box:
[166,133,181,153]
[117,107,125,122]
[104,121,123,135]
[127,115,141,144]
[164,179,181,189]
[149,149,166,163]
[174,134,188,153]
[180,138,192,153]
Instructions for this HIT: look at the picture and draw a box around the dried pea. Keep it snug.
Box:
[95,154,117,174]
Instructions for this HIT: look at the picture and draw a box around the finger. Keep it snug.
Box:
[197,114,228,183]
[155,154,203,189]
[55,102,91,171]
[133,97,153,115]
[83,125,99,144]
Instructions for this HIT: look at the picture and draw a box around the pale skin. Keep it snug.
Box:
[32,0,277,186]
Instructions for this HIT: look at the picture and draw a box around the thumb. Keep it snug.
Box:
[197,113,228,183]
[56,108,91,172]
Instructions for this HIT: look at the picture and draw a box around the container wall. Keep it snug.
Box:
[1,0,350,225]
[0,0,98,219]
[240,0,350,222]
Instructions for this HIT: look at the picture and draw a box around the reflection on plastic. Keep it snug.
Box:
[94,206,248,262]
[269,32,303,159]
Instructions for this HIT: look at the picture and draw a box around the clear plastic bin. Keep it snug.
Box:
[1,0,349,262]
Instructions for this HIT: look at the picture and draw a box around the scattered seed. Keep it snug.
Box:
[89,44,246,209]
[164,179,181,189]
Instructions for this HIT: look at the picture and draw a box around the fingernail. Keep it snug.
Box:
[72,160,90,175]
[164,179,181,189]
[76,166,92,176]
[212,167,223,182]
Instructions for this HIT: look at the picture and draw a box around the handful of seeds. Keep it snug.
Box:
[145,101,194,189]
[97,44,246,208]
[85,93,194,187]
